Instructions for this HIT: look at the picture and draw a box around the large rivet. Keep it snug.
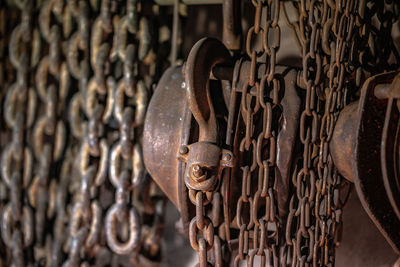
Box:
[179,145,188,155]
[222,153,232,161]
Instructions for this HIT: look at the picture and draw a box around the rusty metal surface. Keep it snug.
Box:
[185,37,233,142]
[336,192,398,267]
[381,74,400,222]
[330,71,400,254]
[354,72,400,254]
[275,67,300,218]
[143,66,190,211]
[222,0,241,51]
[330,102,358,183]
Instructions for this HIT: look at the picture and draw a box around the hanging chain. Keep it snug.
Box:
[231,0,400,266]
[233,0,282,266]
[187,188,221,267]
[284,0,400,266]
[105,0,147,259]
[1,1,35,266]
[0,1,170,266]
[285,0,352,265]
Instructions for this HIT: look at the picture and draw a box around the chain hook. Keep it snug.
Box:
[185,37,233,143]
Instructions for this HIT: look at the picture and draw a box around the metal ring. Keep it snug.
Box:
[105,203,141,255]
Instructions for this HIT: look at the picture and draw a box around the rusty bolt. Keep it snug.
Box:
[179,145,188,154]
[190,164,207,182]
[190,164,206,182]
[192,164,203,177]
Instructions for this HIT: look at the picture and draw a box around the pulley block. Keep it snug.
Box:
[331,72,400,253]
[143,38,301,236]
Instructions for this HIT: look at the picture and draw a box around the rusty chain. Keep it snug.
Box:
[285,1,400,266]
[0,0,171,266]
[232,0,282,266]
[1,1,35,266]
[183,0,400,266]
[176,1,400,267]
[285,0,354,265]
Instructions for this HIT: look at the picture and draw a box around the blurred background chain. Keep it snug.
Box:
[0,0,173,266]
